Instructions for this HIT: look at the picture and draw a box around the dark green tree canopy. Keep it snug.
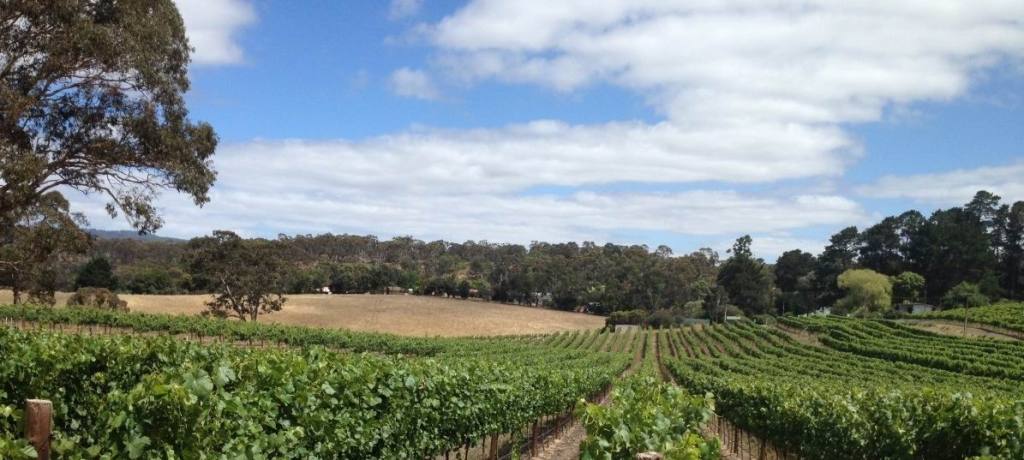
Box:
[1,0,217,234]
[858,217,905,275]
[774,249,817,315]
[718,235,773,316]
[814,226,860,306]
[774,249,815,293]
[75,256,116,290]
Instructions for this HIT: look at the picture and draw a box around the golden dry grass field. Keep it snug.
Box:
[0,290,604,337]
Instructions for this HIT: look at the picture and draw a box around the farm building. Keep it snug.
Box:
[895,303,936,315]
[810,307,832,316]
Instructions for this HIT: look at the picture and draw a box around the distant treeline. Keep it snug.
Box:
[20,190,1024,317]
[56,236,720,315]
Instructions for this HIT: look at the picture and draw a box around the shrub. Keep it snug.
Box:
[606,309,647,328]
[67,287,128,311]
[836,269,892,317]
[941,282,988,309]
[75,257,117,290]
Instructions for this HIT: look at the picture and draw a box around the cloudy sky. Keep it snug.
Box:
[76,0,1024,259]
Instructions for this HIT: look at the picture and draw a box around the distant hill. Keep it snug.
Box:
[87,229,185,243]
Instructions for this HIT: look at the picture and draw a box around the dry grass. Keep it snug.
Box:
[0,290,604,337]
[897,319,1019,341]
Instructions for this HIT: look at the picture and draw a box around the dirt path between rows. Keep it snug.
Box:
[531,332,649,460]
[774,323,825,347]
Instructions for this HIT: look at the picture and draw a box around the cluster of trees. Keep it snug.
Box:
[58,234,722,315]
[763,191,1024,315]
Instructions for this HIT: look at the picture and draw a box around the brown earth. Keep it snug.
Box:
[896,319,1020,341]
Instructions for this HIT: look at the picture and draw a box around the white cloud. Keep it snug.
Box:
[389,0,424,20]
[66,133,866,244]
[67,1,1024,254]
[858,160,1024,205]
[175,0,256,65]
[219,123,849,195]
[432,1,1024,122]
[67,142,865,246]
[67,130,864,244]
[389,68,441,100]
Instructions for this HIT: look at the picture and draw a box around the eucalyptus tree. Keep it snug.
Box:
[1,0,217,237]
[187,231,288,322]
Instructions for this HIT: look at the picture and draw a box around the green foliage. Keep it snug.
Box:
[908,206,996,302]
[0,324,625,458]
[680,301,704,318]
[74,257,117,290]
[0,0,217,235]
[0,401,36,459]
[922,302,1024,333]
[607,310,647,327]
[118,265,189,295]
[787,316,1024,380]
[717,236,773,315]
[63,235,722,314]
[666,321,1024,459]
[891,271,925,305]
[774,250,817,315]
[0,193,90,305]
[813,226,861,307]
[577,376,719,460]
[941,282,989,309]
[836,269,892,316]
[187,231,288,321]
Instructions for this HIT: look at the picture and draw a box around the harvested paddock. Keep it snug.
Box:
[0,290,603,337]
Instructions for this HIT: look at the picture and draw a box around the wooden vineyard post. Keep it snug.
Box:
[759,436,766,460]
[489,434,498,460]
[25,399,52,460]
[716,417,724,450]
[530,421,539,457]
[733,424,739,454]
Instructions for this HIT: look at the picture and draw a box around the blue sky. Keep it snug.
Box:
[78,0,1024,260]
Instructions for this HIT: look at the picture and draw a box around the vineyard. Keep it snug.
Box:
[666,319,1024,459]
[2,306,1024,459]
[919,302,1024,334]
